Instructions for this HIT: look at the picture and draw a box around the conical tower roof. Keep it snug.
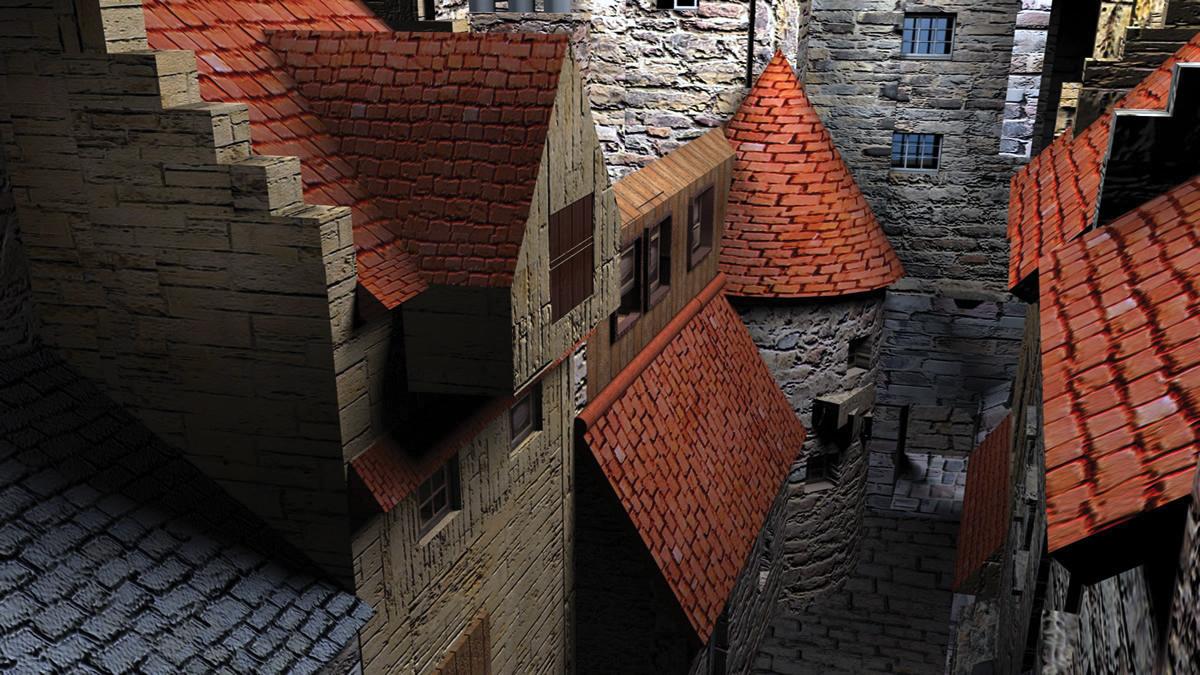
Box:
[721,52,904,298]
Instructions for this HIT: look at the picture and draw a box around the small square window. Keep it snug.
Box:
[805,452,842,489]
[510,384,542,449]
[891,133,942,171]
[418,458,461,535]
[646,217,671,307]
[901,14,954,57]
[612,239,643,339]
[848,334,873,370]
[687,187,714,269]
[656,0,697,8]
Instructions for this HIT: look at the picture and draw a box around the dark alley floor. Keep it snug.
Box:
[754,512,959,674]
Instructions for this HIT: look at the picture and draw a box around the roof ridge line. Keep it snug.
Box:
[578,273,727,427]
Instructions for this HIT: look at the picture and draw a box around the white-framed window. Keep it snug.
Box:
[418,458,461,535]
[901,13,955,58]
[657,0,698,9]
[891,132,943,171]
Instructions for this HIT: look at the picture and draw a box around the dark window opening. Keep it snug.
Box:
[612,239,643,339]
[687,187,714,269]
[848,334,873,370]
[891,133,942,171]
[418,458,461,535]
[510,384,542,449]
[902,14,955,57]
[549,194,595,322]
[806,452,842,486]
[657,0,697,8]
[646,217,671,307]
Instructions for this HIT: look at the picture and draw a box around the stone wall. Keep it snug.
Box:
[353,363,574,674]
[0,1,356,580]
[1166,466,1200,673]
[1000,0,1052,157]
[803,0,1022,282]
[0,142,36,356]
[733,296,882,665]
[870,282,1025,511]
[470,0,810,179]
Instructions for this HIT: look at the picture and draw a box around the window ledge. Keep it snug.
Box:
[688,245,712,270]
[648,284,670,309]
[804,479,837,494]
[510,428,541,456]
[890,168,940,176]
[418,509,461,548]
[898,53,954,60]
[612,311,641,341]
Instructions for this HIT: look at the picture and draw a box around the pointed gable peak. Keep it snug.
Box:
[720,55,904,298]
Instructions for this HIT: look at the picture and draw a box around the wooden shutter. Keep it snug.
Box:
[549,194,595,321]
[433,614,491,675]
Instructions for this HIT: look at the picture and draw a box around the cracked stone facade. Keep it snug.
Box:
[461,0,810,179]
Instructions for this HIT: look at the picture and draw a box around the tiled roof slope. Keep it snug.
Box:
[142,2,569,307]
[1040,176,1200,553]
[351,396,510,512]
[721,51,904,298]
[269,31,567,296]
[1008,33,1200,290]
[954,415,1012,590]
[613,129,734,227]
[0,348,370,674]
[577,275,806,640]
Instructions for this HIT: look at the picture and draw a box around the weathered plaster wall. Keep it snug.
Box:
[803,0,1021,282]
[0,1,356,580]
[352,363,574,675]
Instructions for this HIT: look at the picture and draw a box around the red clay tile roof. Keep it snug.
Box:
[721,51,904,298]
[577,274,806,640]
[954,415,1012,591]
[1007,33,1200,291]
[1040,176,1200,553]
[142,1,568,307]
[352,395,512,512]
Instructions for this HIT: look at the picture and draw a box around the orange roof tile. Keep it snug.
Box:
[954,415,1012,591]
[1040,176,1200,553]
[721,52,904,298]
[577,274,806,640]
[143,1,567,307]
[1008,33,1200,290]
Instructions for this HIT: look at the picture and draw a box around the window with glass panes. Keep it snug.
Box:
[901,14,954,57]
[612,240,642,337]
[891,133,942,171]
[687,187,714,269]
[510,384,542,449]
[417,459,460,534]
[646,217,671,305]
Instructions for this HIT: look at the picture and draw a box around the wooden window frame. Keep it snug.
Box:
[418,458,461,536]
[645,217,671,308]
[549,194,596,322]
[612,238,643,339]
[901,13,955,59]
[687,187,714,270]
[510,384,543,449]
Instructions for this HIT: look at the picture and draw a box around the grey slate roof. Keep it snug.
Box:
[0,347,371,674]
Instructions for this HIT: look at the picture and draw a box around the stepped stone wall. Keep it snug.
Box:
[0,0,358,580]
